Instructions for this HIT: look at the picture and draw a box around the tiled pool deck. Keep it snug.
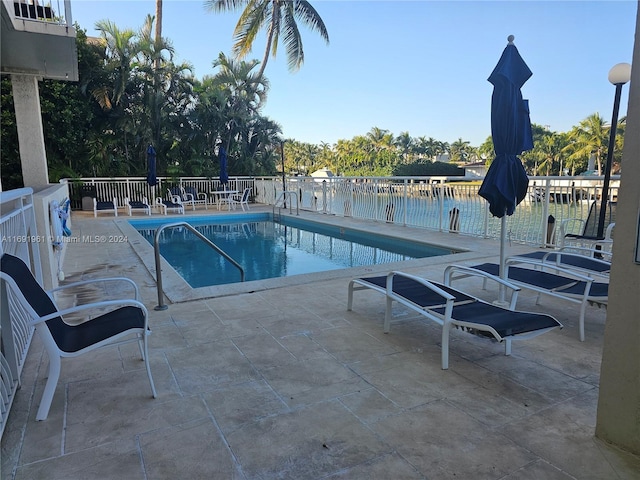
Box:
[2,207,639,479]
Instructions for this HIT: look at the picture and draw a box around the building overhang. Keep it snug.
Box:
[1,0,78,81]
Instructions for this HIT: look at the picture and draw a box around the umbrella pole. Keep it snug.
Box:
[498,215,507,305]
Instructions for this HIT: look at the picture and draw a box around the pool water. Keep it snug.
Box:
[131,214,457,288]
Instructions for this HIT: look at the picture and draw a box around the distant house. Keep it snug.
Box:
[310,168,335,179]
[462,161,488,178]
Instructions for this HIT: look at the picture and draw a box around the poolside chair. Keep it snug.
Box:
[559,201,616,251]
[347,270,561,369]
[512,249,611,280]
[124,197,151,216]
[93,197,118,217]
[230,187,252,211]
[181,186,208,210]
[212,186,236,211]
[155,191,185,215]
[461,258,608,341]
[0,253,157,421]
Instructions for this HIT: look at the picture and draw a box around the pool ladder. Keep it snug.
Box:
[153,222,245,310]
[273,191,299,221]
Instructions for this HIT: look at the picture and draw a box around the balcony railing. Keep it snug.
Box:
[6,0,71,25]
[61,175,619,248]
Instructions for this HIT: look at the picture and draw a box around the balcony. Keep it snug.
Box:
[1,0,78,81]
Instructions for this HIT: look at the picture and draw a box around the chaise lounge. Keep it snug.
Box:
[347,270,561,369]
[459,258,608,341]
[93,197,118,217]
[124,197,151,216]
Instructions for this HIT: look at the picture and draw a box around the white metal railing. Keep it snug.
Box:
[60,177,254,211]
[0,187,40,438]
[64,175,618,247]
[255,175,619,247]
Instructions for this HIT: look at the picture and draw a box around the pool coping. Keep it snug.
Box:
[115,208,498,304]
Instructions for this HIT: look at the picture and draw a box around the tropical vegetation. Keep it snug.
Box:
[0,11,627,190]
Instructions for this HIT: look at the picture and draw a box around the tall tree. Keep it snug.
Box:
[155,0,163,71]
[204,0,329,77]
[564,113,609,175]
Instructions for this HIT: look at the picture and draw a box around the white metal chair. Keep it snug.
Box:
[181,186,208,210]
[231,187,251,211]
[0,253,157,421]
[156,191,185,215]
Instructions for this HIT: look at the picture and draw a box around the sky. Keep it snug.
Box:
[70,0,638,147]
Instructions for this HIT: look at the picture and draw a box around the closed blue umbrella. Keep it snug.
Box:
[478,36,533,295]
[146,145,158,187]
[219,145,229,186]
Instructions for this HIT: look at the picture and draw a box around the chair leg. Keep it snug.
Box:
[141,334,157,398]
[441,325,450,370]
[36,354,61,421]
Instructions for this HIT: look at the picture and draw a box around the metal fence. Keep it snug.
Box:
[63,175,619,247]
[0,188,41,438]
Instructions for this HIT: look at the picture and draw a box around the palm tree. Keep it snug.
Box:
[204,0,329,77]
[564,113,608,175]
[154,0,163,71]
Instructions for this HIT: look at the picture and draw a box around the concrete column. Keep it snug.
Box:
[11,74,50,188]
[596,5,640,455]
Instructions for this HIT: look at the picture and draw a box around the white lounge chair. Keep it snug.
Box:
[124,197,151,216]
[348,270,561,369]
[458,258,608,342]
[93,197,118,217]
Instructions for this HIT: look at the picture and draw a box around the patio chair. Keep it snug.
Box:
[182,186,208,210]
[0,253,157,421]
[462,258,608,341]
[347,270,561,369]
[512,249,611,280]
[124,197,151,216]
[230,187,251,211]
[213,186,236,211]
[93,197,118,217]
[559,201,616,251]
[155,191,185,215]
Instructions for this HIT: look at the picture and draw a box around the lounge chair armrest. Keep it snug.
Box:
[604,222,615,240]
[31,298,148,325]
[505,257,595,282]
[558,245,612,260]
[387,271,456,301]
[559,218,586,237]
[444,264,520,309]
[48,276,140,300]
[541,250,611,269]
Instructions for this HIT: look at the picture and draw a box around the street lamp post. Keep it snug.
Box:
[280,139,287,207]
[597,62,632,239]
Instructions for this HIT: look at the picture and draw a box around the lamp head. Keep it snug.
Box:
[608,63,632,85]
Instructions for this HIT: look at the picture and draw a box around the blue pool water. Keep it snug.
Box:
[130,213,457,287]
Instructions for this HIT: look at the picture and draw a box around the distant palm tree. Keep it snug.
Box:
[564,113,608,175]
[204,0,329,77]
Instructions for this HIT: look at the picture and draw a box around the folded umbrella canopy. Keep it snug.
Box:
[478,36,533,299]
[146,145,158,187]
[479,35,532,217]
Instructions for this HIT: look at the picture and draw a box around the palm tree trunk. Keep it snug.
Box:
[154,0,163,71]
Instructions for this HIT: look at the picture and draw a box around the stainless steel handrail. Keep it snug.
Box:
[273,191,299,218]
[153,222,245,310]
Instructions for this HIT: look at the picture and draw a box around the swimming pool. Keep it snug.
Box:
[130,213,458,287]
